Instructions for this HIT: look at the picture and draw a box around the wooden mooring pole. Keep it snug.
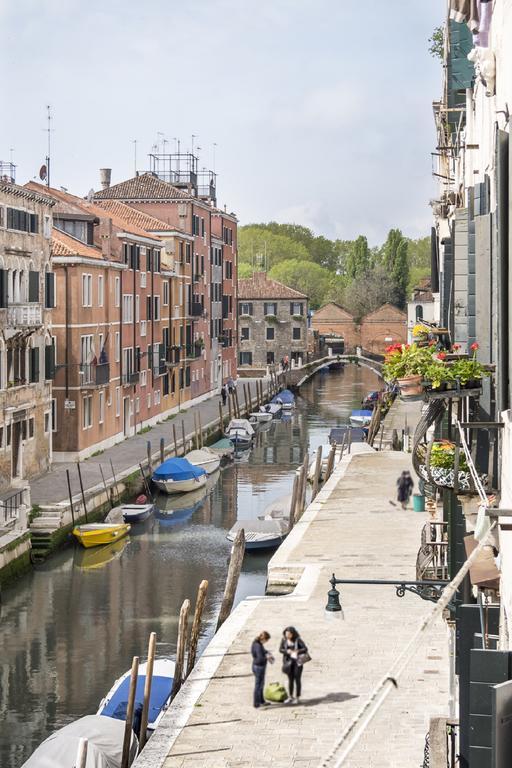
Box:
[160,437,165,465]
[325,442,337,482]
[99,465,112,510]
[110,459,120,503]
[217,528,245,630]
[76,462,89,523]
[186,580,209,678]
[198,411,203,448]
[121,656,139,768]
[173,423,179,456]
[181,420,186,453]
[171,599,191,700]
[66,469,76,527]
[218,401,224,432]
[312,445,323,501]
[287,473,299,534]
[146,441,152,469]
[138,632,156,753]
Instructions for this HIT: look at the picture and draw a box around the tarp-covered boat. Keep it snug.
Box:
[225,419,255,447]
[185,448,221,475]
[271,389,295,410]
[152,457,206,495]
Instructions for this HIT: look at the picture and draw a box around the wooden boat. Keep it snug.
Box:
[73,523,131,549]
[227,518,287,551]
[208,437,235,458]
[225,418,255,447]
[262,494,292,522]
[121,503,154,523]
[98,658,175,735]
[349,409,373,428]
[185,447,221,475]
[249,411,273,424]
[152,457,207,495]
[21,714,137,768]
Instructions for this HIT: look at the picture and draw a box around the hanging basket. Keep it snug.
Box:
[418,439,488,494]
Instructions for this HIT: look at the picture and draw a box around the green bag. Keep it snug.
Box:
[264,681,288,703]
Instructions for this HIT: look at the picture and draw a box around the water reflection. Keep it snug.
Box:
[0,364,379,767]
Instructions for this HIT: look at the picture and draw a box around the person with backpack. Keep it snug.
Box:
[279,626,309,704]
[251,630,274,708]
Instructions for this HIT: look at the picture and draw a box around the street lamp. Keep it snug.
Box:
[325,575,344,621]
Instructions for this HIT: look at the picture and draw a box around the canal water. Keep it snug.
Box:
[0,364,379,767]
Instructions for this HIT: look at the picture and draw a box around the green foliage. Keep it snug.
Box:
[430,441,468,471]
[268,259,332,309]
[238,262,255,279]
[382,343,435,382]
[345,235,371,280]
[428,26,444,60]
[339,265,399,322]
[382,229,409,309]
[239,226,310,270]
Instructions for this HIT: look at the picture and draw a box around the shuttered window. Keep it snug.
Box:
[45,271,55,308]
[45,344,55,380]
[29,347,40,383]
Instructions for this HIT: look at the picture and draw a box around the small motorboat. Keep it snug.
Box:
[73,523,131,549]
[249,411,273,424]
[121,503,154,523]
[262,494,292,522]
[349,409,373,428]
[271,389,295,411]
[185,447,221,475]
[225,418,255,447]
[152,457,207,495]
[227,518,287,551]
[208,437,235,458]
[259,402,281,417]
[21,714,137,768]
[98,658,175,735]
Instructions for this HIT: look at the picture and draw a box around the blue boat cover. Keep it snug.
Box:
[100,674,173,726]
[351,409,373,418]
[271,389,295,405]
[152,457,205,480]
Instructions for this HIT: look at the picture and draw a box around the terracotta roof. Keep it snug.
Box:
[94,200,176,233]
[237,272,308,301]
[1,181,55,206]
[313,302,354,320]
[93,173,190,201]
[361,303,407,321]
[51,229,103,260]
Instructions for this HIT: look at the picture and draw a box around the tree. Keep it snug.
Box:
[340,265,400,322]
[238,262,255,279]
[429,26,444,60]
[345,236,371,280]
[268,259,332,309]
[382,229,409,309]
[238,226,310,270]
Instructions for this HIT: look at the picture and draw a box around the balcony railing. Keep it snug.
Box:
[191,301,203,317]
[166,346,181,366]
[6,304,42,328]
[122,371,140,387]
[416,522,449,581]
[79,363,110,387]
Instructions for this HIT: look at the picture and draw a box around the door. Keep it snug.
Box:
[123,397,131,437]
[12,422,22,479]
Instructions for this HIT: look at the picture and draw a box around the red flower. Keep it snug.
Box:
[452,343,460,351]
[428,340,436,347]
[470,342,479,351]
[437,351,447,360]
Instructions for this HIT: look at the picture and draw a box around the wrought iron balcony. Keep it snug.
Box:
[122,371,140,387]
[416,522,449,582]
[79,363,110,388]
[191,301,203,317]
[6,304,42,328]
[166,346,181,366]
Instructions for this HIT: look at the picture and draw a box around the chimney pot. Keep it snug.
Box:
[99,168,112,189]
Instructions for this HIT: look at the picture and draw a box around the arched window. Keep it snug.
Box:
[415,305,423,321]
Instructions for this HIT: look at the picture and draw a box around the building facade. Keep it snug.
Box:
[406,277,437,342]
[237,272,308,371]
[311,302,407,354]
[0,182,55,492]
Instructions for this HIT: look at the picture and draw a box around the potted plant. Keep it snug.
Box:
[412,323,431,345]
[449,342,490,388]
[383,343,433,397]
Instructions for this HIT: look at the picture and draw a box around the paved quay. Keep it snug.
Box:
[30,380,263,509]
[136,448,449,768]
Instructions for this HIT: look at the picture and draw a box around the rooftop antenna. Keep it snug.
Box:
[157,132,165,153]
[213,142,217,173]
[43,105,53,188]
[191,134,198,156]
[133,139,137,175]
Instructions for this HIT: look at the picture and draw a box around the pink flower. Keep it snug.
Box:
[470,342,479,351]
[452,343,460,351]
[428,340,436,347]
[437,351,447,361]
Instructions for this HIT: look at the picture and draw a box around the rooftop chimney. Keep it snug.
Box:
[99,168,112,189]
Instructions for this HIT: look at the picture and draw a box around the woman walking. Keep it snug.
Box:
[397,470,414,510]
[251,630,273,708]
[279,626,308,704]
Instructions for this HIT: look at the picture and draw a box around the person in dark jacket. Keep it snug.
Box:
[279,626,308,704]
[251,631,273,708]
[397,470,414,509]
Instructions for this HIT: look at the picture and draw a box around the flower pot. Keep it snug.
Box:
[397,375,423,398]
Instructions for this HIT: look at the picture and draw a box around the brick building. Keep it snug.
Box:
[0,181,55,493]
[312,302,407,354]
[237,272,308,371]
[93,164,237,393]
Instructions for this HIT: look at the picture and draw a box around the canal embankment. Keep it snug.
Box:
[135,410,448,768]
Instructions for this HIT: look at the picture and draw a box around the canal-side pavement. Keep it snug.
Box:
[135,447,449,768]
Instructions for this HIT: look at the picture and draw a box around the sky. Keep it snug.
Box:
[0,0,445,245]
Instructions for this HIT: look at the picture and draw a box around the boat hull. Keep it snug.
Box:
[249,412,273,423]
[73,523,131,548]
[122,504,154,523]
[225,430,253,446]
[153,473,207,495]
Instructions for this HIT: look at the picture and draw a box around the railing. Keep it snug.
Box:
[79,363,110,387]
[416,522,449,581]
[166,346,181,366]
[6,304,42,328]
[0,489,24,524]
[122,371,140,386]
[191,302,203,317]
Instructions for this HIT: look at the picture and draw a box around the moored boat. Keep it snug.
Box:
[185,447,221,475]
[98,658,175,735]
[73,523,131,549]
[121,503,154,523]
[271,388,295,410]
[225,418,255,447]
[260,402,282,416]
[208,437,235,458]
[227,518,287,551]
[249,411,273,424]
[152,457,207,495]
[349,409,373,428]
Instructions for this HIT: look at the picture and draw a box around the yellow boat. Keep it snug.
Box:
[72,523,131,549]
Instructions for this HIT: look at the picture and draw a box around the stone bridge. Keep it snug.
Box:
[277,353,384,390]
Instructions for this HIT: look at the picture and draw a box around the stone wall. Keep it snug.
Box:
[238,299,308,369]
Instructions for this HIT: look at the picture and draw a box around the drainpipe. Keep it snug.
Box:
[65,266,70,398]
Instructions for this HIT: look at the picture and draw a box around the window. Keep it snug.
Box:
[135,295,140,323]
[123,347,134,377]
[45,271,55,308]
[241,327,250,341]
[82,395,93,429]
[82,273,92,307]
[115,386,121,417]
[239,302,253,316]
[140,271,146,288]
[267,351,275,364]
[51,398,57,432]
[290,302,303,316]
[225,260,233,279]
[135,396,140,413]
[153,295,161,321]
[192,215,200,235]
[28,417,35,439]
[147,393,152,409]
[115,332,120,362]
[114,276,120,307]
[99,390,105,424]
[43,215,51,239]
[266,327,275,341]
[6,208,38,233]
[416,305,424,321]
[140,320,147,337]
[264,302,277,316]
[292,326,301,340]
[201,218,205,238]
[122,294,133,323]
[154,389,161,405]
[98,275,104,307]
[141,370,147,387]
[185,243,191,263]
[44,411,50,433]
[162,281,169,306]
[239,351,252,366]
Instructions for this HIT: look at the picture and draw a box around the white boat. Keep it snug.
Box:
[262,494,292,521]
[227,518,287,551]
[98,658,175,735]
[152,457,207,495]
[249,411,273,424]
[185,447,221,475]
[225,418,255,447]
[349,409,373,428]
[259,403,281,416]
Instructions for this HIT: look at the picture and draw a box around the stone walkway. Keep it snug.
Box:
[30,379,263,508]
[136,449,449,768]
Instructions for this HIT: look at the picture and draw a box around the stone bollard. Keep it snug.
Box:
[16,504,28,531]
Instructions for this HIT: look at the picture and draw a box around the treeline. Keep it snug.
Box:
[238,223,431,317]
